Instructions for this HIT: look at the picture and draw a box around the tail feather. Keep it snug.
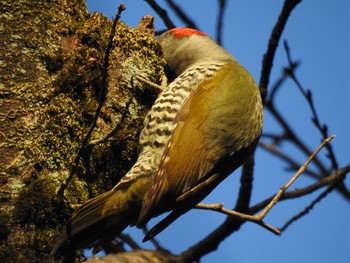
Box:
[142,210,182,242]
[52,190,139,259]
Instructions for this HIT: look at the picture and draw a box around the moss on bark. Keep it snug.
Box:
[0,1,164,262]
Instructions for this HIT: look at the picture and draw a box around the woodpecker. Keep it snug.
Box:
[52,28,263,259]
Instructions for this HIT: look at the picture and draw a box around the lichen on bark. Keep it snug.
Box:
[0,1,164,262]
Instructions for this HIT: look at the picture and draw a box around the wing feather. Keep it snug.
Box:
[137,63,235,226]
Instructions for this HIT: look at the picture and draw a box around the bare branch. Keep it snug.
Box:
[265,96,329,177]
[235,154,256,212]
[262,41,350,199]
[196,203,280,235]
[182,135,335,262]
[196,135,335,234]
[257,135,335,218]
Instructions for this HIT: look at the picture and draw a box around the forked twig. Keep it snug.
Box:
[195,203,280,235]
[279,173,342,232]
[196,135,335,235]
[250,164,350,215]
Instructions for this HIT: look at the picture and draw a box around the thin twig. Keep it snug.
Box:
[216,0,227,45]
[280,168,347,232]
[260,132,287,145]
[250,162,350,217]
[118,233,142,250]
[264,100,329,177]
[196,203,280,235]
[267,60,298,102]
[283,40,339,170]
[257,135,335,219]
[195,135,335,236]
[134,73,164,93]
[165,0,197,29]
[259,141,321,180]
[263,41,332,177]
[259,0,302,102]
[144,0,176,29]
[57,4,126,196]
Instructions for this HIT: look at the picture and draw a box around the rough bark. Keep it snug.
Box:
[0,1,164,262]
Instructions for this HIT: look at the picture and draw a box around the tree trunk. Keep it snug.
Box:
[0,1,164,262]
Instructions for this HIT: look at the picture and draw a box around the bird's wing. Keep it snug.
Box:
[137,63,235,226]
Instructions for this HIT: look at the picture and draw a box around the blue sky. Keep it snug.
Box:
[86,1,350,262]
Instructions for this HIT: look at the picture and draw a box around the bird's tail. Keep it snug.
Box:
[52,188,141,260]
[142,210,182,242]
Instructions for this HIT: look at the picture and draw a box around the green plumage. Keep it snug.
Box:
[137,61,263,239]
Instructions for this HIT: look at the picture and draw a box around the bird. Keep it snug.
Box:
[52,27,263,260]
